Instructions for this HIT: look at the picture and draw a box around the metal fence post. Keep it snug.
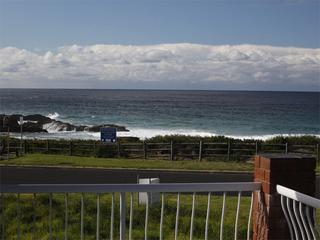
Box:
[198,141,203,162]
[46,140,49,154]
[93,142,96,156]
[170,141,174,161]
[285,142,288,154]
[227,141,231,161]
[7,131,10,160]
[24,140,27,154]
[317,144,319,164]
[117,142,121,158]
[120,192,126,240]
[255,141,258,155]
[143,141,147,159]
[69,141,73,156]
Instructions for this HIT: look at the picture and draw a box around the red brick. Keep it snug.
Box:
[254,168,260,179]
[262,181,271,194]
[253,154,316,240]
[255,168,265,180]
[254,155,261,168]
[260,157,271,169]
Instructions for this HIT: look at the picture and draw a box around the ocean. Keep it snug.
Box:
[0,89,319,140]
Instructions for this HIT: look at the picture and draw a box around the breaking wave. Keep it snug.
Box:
[42,122,76,133]
[46,112,60,120]
[25,127,320,141]
[114,129,320,140]
[43,122,65,133]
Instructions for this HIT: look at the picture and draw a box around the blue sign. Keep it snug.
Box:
[100,127,117,143]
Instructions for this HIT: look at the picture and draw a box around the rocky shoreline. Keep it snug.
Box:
[0,114,129,133]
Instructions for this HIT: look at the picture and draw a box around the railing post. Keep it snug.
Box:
[143,141,147,159]
[117,141,121,158]
[253,154,316,240]
[93,142,96,156]
[46,140,49,154]
[24,140,27,154]
[255,141,258,155]
[120,192,126,240]
[170,141,174,161]
[285,142,288,154]
[198,141,202,162]
[227,140,231,161]
[69,141,73,156]
[7,132,10,160]
[316,143,319,164]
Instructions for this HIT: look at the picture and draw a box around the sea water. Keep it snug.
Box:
[0,89,319,140]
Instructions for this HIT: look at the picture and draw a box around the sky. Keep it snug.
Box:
[0,0,319,90]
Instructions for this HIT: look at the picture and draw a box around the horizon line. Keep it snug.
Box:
[0,88,319,93]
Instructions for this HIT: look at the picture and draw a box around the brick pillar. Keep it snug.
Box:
[253,154,316,240]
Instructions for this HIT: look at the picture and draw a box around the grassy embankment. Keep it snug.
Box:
[1,153,253,172]
[0,135,320,172]
[1,135,318,171]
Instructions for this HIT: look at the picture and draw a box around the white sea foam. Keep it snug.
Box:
[42,122,73,133]
[46,112,60,120]
[118,128,217,139]
[76,129,217,140]
[85,128,320,140]
[16,125,320,141]
[12,129,320,141]
[22,120,38,124]
[224,133,320,141]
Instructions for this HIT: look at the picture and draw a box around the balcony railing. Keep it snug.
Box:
[1,182,261,240]
[277,185,320,240]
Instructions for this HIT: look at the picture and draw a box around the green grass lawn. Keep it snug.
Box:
[0,154,254,172]
[0,154,255,239]
[1,192,253,240]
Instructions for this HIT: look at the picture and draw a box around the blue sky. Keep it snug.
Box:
[0,0,319,90]
[0,0,319,50]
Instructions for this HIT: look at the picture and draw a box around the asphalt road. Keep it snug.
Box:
[0,166,253,184]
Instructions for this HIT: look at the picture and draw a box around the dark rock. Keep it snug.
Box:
[0,114,49,133]
[0,114,129,133]
[24,114,52,124]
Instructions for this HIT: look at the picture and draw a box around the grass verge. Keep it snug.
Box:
[0,154,254,172]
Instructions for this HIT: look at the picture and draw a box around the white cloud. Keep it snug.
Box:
[0,43,319,90]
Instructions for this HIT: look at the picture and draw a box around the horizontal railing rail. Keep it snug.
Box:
[277,185,320,209]
[2,182,261,193]
[1,182,261,240]
[277,185,320,240]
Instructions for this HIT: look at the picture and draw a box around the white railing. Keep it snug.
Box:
[1,182,261,240]
[277,185,320,240]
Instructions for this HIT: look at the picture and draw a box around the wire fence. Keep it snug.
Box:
[2,139,319,162]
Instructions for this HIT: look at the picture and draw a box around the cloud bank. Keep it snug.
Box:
[0,43,319,90]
